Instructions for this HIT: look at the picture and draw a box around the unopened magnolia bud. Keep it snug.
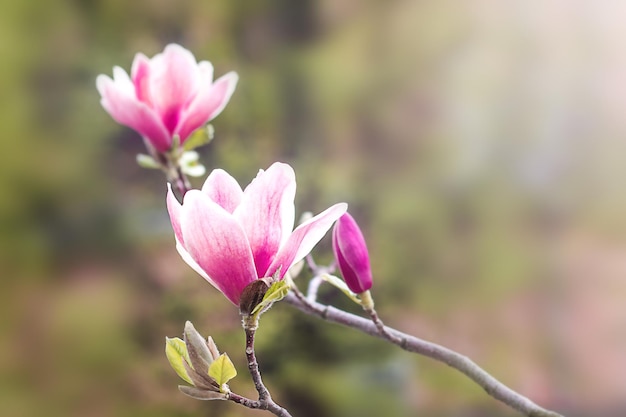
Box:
[332,213,373,293]
[165,321,237,398]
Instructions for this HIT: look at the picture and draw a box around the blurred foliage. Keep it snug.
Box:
[2,0,626,416]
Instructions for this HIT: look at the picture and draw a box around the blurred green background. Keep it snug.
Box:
[2,1,626,416]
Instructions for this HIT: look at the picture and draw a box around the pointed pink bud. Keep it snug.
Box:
[96,44,238,153]
[332,213,373,293]
[167,162,348,306]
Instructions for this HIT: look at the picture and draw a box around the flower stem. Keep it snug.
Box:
[166,162,191,197]
[285,289,565,417]
[143,138,192,197]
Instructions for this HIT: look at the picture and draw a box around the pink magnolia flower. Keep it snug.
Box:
[96,44,238,152]
[332,213,373,293]
[167,162,348,305]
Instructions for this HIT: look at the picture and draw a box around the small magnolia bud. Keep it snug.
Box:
[165,322,237,399]
[332,213,373,293]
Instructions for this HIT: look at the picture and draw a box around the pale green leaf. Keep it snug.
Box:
[165,337,193,385]
[251,280,290,316]
[183,124,214,151]
[321,274,362,304]
[208,353,237,389]
[136,154,161,169]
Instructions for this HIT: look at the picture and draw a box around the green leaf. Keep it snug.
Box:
[320,274,362,305]
[183,124,214,151]
[136,153,161,169]
[165,337,193,385]
[251,280,290,316]
[208,353,237,390]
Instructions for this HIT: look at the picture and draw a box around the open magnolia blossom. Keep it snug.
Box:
[167,162,348,305]
[96,44,238,152]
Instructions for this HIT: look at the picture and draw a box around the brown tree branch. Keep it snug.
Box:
[285,290,564,417]
[241,322,292,417]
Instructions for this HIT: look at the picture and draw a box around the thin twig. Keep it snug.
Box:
[284,290,564,417]
[304,254,318,272]
[364,305,402,344]
[306,276,324,302]
[243,324,292,417]
[227,392,264,410]
[227,391,291,416]
[245,326,271,401]
[304,254,336,276]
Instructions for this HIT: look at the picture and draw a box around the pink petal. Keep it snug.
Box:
[204,71,238,121]
[169,185,221,291]
[176,71,239,142]
[111,66,135,94]
[175,241,218,289]
[150,44,201,133]
[96,74,172,152]
[201,169,243,214]
[180,190,257,305]
[265,202,348,279]
[131,53,153,106]
[197,60,214,84]
[166,184,184,244]
[235,163,296,278]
